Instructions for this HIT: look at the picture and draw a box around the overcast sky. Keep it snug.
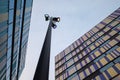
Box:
[20,0,120,80]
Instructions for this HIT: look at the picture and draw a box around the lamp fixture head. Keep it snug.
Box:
[52,17,60,22]
[44,14,60,29]
[44,14,50,21]
[51,23,57,29]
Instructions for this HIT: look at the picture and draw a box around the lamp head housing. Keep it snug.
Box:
[52,17,60,22]
[44,14,60,29]
[44,14,50,21]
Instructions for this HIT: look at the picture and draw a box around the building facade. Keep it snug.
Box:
[55,8,120,80]
[0,0,33,80]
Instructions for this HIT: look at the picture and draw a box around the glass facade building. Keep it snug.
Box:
[55,8,120,80]
[0,0,33,80]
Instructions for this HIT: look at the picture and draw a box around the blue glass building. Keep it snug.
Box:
[55,8,120,80]
[0,0,33,80]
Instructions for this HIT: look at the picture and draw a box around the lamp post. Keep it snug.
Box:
[33,14,60,80]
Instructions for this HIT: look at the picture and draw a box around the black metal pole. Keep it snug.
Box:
[33,20,52,80]
[33,15,60,80]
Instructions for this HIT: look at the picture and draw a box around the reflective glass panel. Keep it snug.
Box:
[7,48,11,59]
[9,0,14,9]
[9,10,14,23]
[8,23,13,37]
[8,36,12,48]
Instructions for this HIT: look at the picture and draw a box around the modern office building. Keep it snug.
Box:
[0,0,33,80]
[55,7,120,80]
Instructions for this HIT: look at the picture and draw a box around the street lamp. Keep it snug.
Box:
[33,14,60,80]
[45,14,60,28]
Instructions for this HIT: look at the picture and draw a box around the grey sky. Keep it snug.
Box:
[20,0,120,80]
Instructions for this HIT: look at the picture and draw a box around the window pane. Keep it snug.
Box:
[8,36,12,48]
[76,63,82,70]
[8,23,13,37]
[17,0,21,9]
[0,29,7,38]
[99,58,108,66]
[9,10,14,23]
[100,62,114,72]
[79,71,85,80]
[114,57,120,63]
[9,0,14,9]
[68,66,76,76]
[112,74,120,80]
[67,73,79,80]
[7,48,11,59]
[94,51,101,57]
[66,59,74,68]
[109,30,117,36]
[107,67,117,77]
[66,53,72,61]
[7,58,11,69]
[85,68,90,76]
[103,18,112,24]
[109,39,117,47]
[74,56,78,62]
[0,1,8,14]
[106,54,114,61]
[110,21,119,26]
[6,67,10,80]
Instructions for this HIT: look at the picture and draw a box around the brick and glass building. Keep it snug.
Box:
[55,8,120,80]
[0,0,33,80]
